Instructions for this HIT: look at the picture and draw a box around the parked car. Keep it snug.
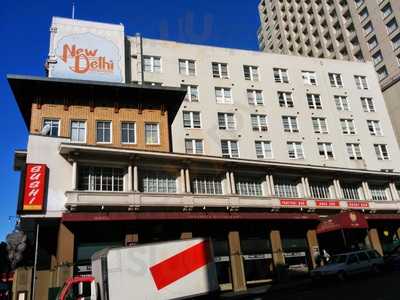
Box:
[310,249,384,281]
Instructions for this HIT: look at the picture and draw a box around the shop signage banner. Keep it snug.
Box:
[22,164,47,211]
[315,200,340,207]
[347,201,369,208]
[280,199,308,206]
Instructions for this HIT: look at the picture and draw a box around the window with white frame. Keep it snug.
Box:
[182,85,199,102]
[342,183,361,200]
[287,142,304,159]
[121,122,136,144]
[255,141,273,159]
[183,111,201,128]
[309,182,331,199]
[70,120,86,142]
[346,143,363,160]
[340,119,356,135]
[212,62,229,79]
[96,121,112,143]
[247,89,264,106]
[318,142,335,160]
[192,176,223,195]
[367,120,383,136]
[377,66,389,80]
[329,73,343,88]
[372,51,383,65]
[78,166,124,192]
[43,119,60,137]
[354,75,368,90]
[221,140,239,158]
[368,36,378,50]
[251,114,268,132]
[312,117,328,134]
[141,172,177,193]
[282,116,299,132]
[218,113,236,130]
[363,22,374,35]
[382,3,393,19]
[274,179,299,198]
[145,123,160,144]
[334,95,350,111]
[307,93,322,109]
[361,97,375,112]
[387,18,398,34]
[273,68,289,83]
[369,184,388,201]
[179,59,196,76]
[302,71,317,85]
[374,144,389,160]
[185,139,204,154]
[278,91,294,107]
[215,87,233,104]
[143,56,161,73]
[359,7,369,22]
[243,65,259,81]
[392,34,400,50]
[236,178,263,196]
[354,0,364,8]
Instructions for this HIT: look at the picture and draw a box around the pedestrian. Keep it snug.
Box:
[322,249,331,264]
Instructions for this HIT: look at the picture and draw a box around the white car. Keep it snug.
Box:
[310,249,384,280]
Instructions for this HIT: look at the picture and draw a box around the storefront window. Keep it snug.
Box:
[78,166,124,192]
[282,236,309,276]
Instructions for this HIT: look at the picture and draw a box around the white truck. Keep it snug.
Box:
[57,238,219,300]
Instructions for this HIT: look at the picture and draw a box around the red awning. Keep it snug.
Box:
[317,211,368,234]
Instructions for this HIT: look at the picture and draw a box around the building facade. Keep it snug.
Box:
[7,17,400,299]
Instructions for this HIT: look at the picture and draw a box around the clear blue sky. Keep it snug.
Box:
[0,0,260,241]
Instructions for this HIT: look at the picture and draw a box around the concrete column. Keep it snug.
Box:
[180,168,186,193]
[12,267,33,300]
[180,232,193,240]
[397,227,400,239]
[55,223,74,287]
[133,165,138,192]
[265,174,272,196]
[306,230,320,269]
[127,165,133,192]
[302,177,311,198]
[225,171,232,194]
[389,183,399,201]
[125,233,139,246]
[71,161,77,190]
[230,172,236,194]
[185,168,191,193]
[362,181,372,201]
[368,228,384,256]
[228,231,246,292]
[334,179,343,199]
[269,175,275,196]
[270,230,285,267]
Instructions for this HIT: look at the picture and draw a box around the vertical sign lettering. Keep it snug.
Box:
[23,164,47,211]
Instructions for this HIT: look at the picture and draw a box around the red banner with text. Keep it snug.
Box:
[22,164,47,211]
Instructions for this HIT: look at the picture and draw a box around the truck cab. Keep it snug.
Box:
[57,276,96,300]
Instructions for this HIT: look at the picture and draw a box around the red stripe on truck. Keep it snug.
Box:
[149,240,212,290]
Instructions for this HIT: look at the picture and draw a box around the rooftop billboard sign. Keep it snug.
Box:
[48,17,125,83]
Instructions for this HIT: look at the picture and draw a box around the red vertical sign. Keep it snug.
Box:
[23,164,47,211]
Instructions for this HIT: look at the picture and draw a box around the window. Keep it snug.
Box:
[273,68,289,83]
[361,97,375,112]
[346,143,363,160]
[335,95,350,111]
[307,94,322,109]
[243,65,259,81]
[212,62,229,79]
[278,91,294,107]
[354,75,368,90]
[247,90,264,106]
[340,119,356,135]
[374,144,389,160]
[236,179,263,196]
[381,3,393,19]
[121,122,136,144]
[183,111,201,129]
[70,120,86,143]
[143,56,161,73]
[218,113,236,130]
[354,0,363,8]
[392,34,400,50]
[287,142,304,159]
[302,71,317,85]
[310,182,331,199]
[43,119,60,137]
[359,7,369,22]
[368,36,378,50]
[145,123,160,144]
[142,172,177,193]
[367,120,383,136]
[363,22,374,35]
[274,179,299,198]
[96,121,111,143]
[342,184,361,200]
[318,142,334,160]
[251,114,268,131]
[255,141,273,159]
[78,166,124,192]
[282,116,299,132]
[377,66,388,80]
[372,51,383,65]
[192,176,223,195]
[312,117,328,134]
[221,140,239,158]
[185,139,204,154]
[386,18,398,34]
[370,185,388,201]
[179,59,196,76]
[329,73,343,88]
[182,85,199,102]
[215,87,233,104]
